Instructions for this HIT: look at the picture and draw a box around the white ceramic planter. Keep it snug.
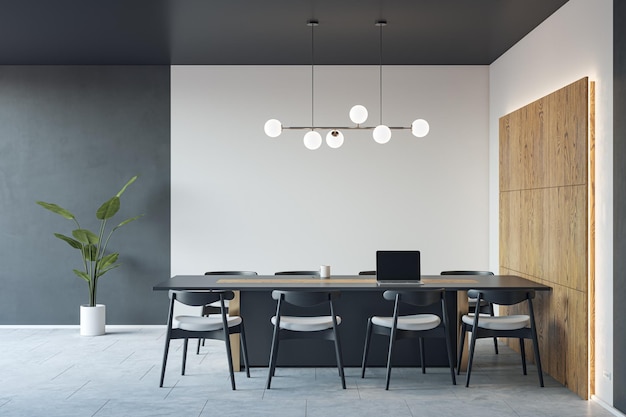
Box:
[80,304,106,336]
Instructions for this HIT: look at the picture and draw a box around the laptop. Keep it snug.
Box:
[375,250,423,286]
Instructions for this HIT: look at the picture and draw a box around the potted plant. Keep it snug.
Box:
[37,176,141,336]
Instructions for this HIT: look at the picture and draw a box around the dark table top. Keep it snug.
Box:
[153,274,551,292]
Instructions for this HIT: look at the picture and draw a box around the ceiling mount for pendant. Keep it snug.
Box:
[264,19,430,150]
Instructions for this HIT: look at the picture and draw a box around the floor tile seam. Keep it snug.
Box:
[51,364,75,380]
[28,341,47,352]
[119,351,135,364]
[66,380,90,400]
[355,373,363,399]
[501,398,524,417]
[162,379,179,400]
[102,340,119,351]
[197,399,210,417]
[39,350,62,364]
[91,399,110,417]
[404,399,416,417]
[139,364,155,381]
[0,398,11,408]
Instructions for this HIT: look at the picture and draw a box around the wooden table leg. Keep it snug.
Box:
[457,290,468,372]
[229,290,241,372]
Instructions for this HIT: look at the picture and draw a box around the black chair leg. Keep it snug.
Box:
[159,339,171,387]
[266,325,281,389]
[531,330,545,387]
[419,337,426,374]
[196,339,201,355]
[182,338,189,375]
[385,327,397,390]
[457,324,467,376]
[361,319,373,378]
[519,338,527,375]
[271,337,280,377]
[489,303,498,354]
[239,323,251,378]
[333,331,346,389]
[444,326,457,385]
[465,329,478,387]
[223,328,236,390]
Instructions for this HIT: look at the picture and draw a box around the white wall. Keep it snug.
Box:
[489,0,613,405]
[171,65,489,277]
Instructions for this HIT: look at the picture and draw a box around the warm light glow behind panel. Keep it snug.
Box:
[499,77,593,399]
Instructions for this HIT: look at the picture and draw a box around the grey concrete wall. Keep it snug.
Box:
[0,66,170,324]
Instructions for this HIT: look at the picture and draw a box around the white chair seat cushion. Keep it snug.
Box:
[271,315,341,332]
[462,313,530,330]
[372,314,441,331]
[175,315,242,331]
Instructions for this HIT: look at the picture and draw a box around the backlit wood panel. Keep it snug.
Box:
[499,77,591,399]
[588,81,595,396]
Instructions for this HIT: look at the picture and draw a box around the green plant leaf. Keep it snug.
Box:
[36,201,75,220]
[82,244,98,261]
[116,176,137,198]
[97,263,120,278]
[40,176,140,307]
[54,233,83,250]
[115,214,143,229]
[98,253,119,270]
[72,229,99,245]
[73,269,91,283]
[96,196,120,220]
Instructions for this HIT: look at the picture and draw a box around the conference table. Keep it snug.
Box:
[153,274,550,371]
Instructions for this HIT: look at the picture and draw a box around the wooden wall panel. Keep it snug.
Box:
[499,191,521,272]
[499,77,591,399]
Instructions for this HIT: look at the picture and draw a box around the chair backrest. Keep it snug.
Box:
[271,290,340,307]
[170,290,235,307]
[275,271,320,276]
[382,289,445,307]
[476,289,535,306]
[358,270,376,275]
[205,271,258,276]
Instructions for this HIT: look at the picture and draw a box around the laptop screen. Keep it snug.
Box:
[376,250,421,282]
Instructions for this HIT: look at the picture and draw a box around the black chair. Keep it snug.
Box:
[358,270,376,275]
[361,289,456,389]
[275,270,320,275]
[266,290,345,389]
[159,290,250,390]
[196,271,258,354]
[441,270,498,354]
[458,289,544,387]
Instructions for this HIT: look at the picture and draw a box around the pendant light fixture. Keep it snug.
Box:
[373,20,392,144]
[264,19,429,150]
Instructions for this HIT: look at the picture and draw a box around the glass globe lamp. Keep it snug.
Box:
[411,119,430,138]
[303,131,322,150]
[264,119,282,137]
[373,125,392,144]
[326,130,344,149]
[349,105,368,125]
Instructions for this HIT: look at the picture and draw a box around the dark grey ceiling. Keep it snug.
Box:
[0,0,569,65]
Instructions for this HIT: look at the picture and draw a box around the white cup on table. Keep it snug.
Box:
[320,265,330,279]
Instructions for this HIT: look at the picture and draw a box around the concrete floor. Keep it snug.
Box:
[0,327,617,417]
